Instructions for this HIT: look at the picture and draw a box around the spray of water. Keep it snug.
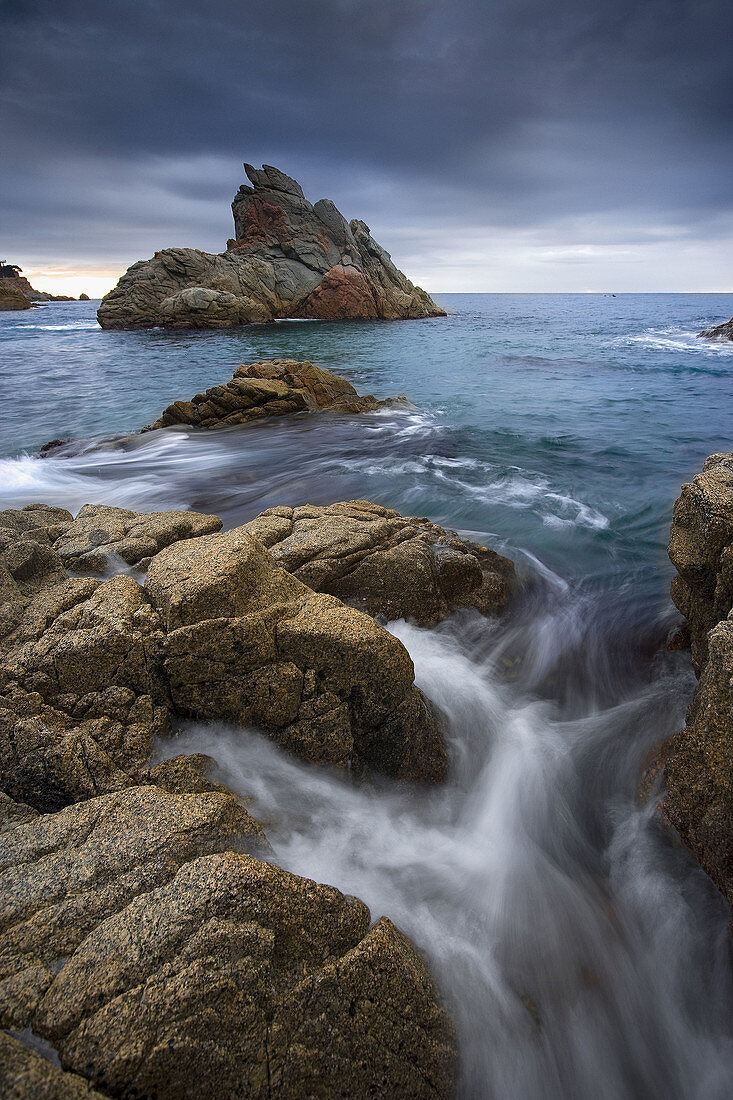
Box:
[157,592,733,1099]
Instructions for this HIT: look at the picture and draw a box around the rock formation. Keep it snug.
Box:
[664,453,733,907]
[699,317,733,341]
[97,162,445,329]
[0,499,460,1095]
[243,499,517,626]
[147,359,403,431]
[0,285,31,312]
[0,787,455,1098]
[0,502,450,794]
[0,265,74,303]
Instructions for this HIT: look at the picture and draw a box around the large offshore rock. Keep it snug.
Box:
[97,162,445,328]
[244,499,517,626]
[146,526,448,782]
[147,358,400,431]
[0,787,454,1099]
[699,316,733,341]
[664,453,733,907]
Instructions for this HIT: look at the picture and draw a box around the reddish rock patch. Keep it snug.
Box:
[301,265,380,320]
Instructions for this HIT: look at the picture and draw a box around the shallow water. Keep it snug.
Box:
[1,294,732,1096]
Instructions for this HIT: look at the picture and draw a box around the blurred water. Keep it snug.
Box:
[1,294,732,1095]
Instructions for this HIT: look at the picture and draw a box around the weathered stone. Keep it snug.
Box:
[0,787,265,1032]
[668,453,733,670]
[147,358,400,431]
[52,503,222,574]
[98,162,445,329]
[699,316,733,341]
[33,851,454,1099]
[663,453,733,908]
[663,615,733,908]
[0,285,32,311]
[243,499,517,625]
[146,526,448,781]
[0,1031,107,1099]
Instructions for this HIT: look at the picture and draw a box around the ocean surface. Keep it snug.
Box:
[1,293,732,1097]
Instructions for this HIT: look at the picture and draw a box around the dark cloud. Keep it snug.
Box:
[1,0,732,289]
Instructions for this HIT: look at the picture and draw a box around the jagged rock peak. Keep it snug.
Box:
[97,160,445,329]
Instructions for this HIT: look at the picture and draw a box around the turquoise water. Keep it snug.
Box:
[2,294,732,602]
[1,294,732,1096]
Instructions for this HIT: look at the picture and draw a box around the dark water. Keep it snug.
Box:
[1,294,732,1096]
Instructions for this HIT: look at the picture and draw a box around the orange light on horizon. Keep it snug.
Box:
[20,266,122,299]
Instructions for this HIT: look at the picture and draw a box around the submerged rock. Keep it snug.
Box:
[699,317,733,341]
[147,358,399,431]
[243,499,517,626]
[0,787,455,1099]
[97,162,445,329]
[664,453,733,907]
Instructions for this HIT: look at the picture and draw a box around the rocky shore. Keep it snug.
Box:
[0,264,77,304]
[0,439,519,1095]
[662,453,733,908]
[97,163,445,329]
[3,340,731,1094]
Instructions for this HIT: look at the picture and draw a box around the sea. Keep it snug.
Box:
[1,293,732,1097]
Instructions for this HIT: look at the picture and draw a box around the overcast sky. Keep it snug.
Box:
[1,0,732,295]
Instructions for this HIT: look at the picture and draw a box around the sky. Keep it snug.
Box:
[1,0,732,296]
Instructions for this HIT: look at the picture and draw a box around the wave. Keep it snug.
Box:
[154,607,732,1099]
[620,327,733,356]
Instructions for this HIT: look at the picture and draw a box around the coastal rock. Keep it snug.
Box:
[0,270,74,303]
[0,1031,107,1099]
[668,453,733,670]
[52,503,223,574]
[78,293,90,302]
[0,787,454,1098]
[664,453,733,907]
[0,786,264,1032]
[97,162,445,329]
[699,317,733,341]
[146,526,448,781]
[0,285,32,312]
[147,358,400,431]
[244,499,517,625]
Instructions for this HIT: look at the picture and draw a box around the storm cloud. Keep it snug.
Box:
[1,0,732,292]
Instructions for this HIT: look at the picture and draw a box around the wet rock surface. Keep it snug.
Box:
[699,316,733,341]
[0,787,454,1099]
[148,358,400,432]
[97,162,445,329]
[244,499,517,626]
[664,453,733,907]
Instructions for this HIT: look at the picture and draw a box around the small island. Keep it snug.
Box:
[97,163,446,329]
